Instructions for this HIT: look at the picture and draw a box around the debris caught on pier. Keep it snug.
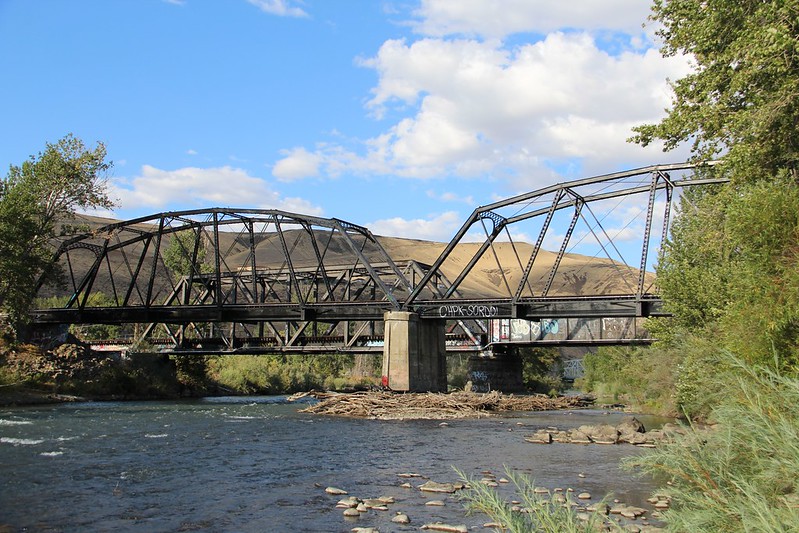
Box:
[288,390,593,420]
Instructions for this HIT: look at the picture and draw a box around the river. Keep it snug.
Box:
[0,397,666,532]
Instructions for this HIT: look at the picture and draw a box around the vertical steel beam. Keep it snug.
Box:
[145,217,166,307]
[543,197,584,297]
[274,215,302,304]
[212,212,223,308]
[514,189,565,302]
[637,173,660,297]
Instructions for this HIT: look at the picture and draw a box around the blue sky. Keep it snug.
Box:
[0,0,692,246]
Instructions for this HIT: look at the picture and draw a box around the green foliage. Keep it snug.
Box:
[0,134,114,325]
[580,333,738,419]
[447,354,470,390]
[207,354,376,395]
[653,177,799,370]
[456,468,617,533]
[632,0,799,179]
[162,228,211,282]
[580,344,682,416]
[625,353,799,531]
[634,1,799,370]
[0,361,25,387]
[518,347,564,395]
[171,354,212,395]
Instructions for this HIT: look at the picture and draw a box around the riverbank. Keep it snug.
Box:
[0,385,86,406]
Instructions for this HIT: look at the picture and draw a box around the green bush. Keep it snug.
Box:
[207,353,378,395]
[447,354,470,390]
[518,347,564,394]
[625,353,799,531]
[579,342,683,416]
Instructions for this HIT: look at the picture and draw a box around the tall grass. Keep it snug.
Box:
[456,468,617,533]
[624,353,799,531]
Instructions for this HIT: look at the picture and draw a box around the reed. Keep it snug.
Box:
[624,353,799,531]
[455,468,617,533]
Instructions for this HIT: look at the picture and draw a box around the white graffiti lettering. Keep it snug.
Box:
[469,370,489,382]
[438,305,499,318]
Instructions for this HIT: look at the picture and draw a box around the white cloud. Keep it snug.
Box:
[111,165,322,215]
[246,0,308,17]
[367,211,462,241]
[284,31,689,187]
[267,0,695,210]
[427,190,474,205]
[272,147,322,181]
[412,0,654,39]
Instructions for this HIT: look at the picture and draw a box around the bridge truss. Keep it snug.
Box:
[30,162,726,353]
[405,161,726,320]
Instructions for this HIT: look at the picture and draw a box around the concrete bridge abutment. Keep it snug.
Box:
[381,311,447,392]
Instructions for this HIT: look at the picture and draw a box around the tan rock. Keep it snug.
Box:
[392,513,410,524]
[524,430,552,444]
[336,497,359,508]
[570,429,592,444]
[421,524,468,533]
[419,481,462,493]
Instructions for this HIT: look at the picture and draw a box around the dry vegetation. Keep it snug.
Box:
[290,390,592,420]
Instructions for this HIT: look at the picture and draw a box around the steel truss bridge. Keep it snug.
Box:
[30,162,726,353]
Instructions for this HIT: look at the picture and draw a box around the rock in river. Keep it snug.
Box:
[418,480,464,493]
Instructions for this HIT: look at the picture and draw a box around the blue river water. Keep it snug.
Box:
[0,397,665,532]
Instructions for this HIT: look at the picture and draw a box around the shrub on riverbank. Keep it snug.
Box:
[207,354,379,395]
[578,333,729,419]
[624,353,799,531]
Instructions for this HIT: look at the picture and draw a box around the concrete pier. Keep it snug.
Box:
[382,311,446,392]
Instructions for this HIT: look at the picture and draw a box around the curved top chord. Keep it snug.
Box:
[34,209,410,324]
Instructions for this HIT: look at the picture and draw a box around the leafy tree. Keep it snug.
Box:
[0,134,114,326]
[632,0,799,180]
[631,1,799,369]
[162,228,210,283]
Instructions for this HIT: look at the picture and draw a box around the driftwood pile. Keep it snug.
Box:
[288,390,592,420]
